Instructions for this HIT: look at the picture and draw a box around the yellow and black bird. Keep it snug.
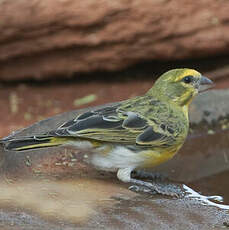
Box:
[1,68,213,195]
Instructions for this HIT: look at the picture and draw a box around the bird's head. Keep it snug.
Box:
[150,68,213,107]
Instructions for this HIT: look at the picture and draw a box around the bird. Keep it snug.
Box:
[1,68,213,196]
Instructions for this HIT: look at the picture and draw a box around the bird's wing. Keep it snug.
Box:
[136,126,175,147]
[50,103,176,147]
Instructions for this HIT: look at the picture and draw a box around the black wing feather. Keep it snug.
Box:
[123,112,147,129]
[136,126,164,143]
[67,115,123,133]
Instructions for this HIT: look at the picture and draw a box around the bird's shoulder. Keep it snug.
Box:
[120,95,187,126]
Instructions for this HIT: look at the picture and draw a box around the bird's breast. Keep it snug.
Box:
[138,144,182,169]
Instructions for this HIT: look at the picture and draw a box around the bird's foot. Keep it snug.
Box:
[129,178,184,197]
[129,185,157,195]
[132,170,168,181]
[117,168,183,197]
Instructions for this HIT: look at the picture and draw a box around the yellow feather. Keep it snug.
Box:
[174,69,201,82]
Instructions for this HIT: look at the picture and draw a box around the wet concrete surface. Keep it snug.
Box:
[0,89,229,229]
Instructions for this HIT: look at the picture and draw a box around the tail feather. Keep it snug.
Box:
[4,136,70,151]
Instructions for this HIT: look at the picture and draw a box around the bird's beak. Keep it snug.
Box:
[198,75,214,93]
[200,75,213,85]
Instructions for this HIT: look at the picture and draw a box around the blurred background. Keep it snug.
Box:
[0,0,229,137]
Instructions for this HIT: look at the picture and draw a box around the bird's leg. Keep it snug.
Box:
[132,170,168,181]
[117,168,183,197]
[129,178,183,197]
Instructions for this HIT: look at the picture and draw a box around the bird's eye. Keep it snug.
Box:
[182,75,194,84]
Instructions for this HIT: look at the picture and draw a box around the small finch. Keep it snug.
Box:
[1,69,213,195]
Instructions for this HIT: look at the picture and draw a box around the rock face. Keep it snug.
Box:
[0,0,229,80]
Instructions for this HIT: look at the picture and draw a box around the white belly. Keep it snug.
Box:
[91,146,144,172]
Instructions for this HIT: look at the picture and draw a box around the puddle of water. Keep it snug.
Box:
[184,184,229,210]
[183,169,229,210]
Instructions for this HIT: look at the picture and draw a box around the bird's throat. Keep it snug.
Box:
[182,105,189,120]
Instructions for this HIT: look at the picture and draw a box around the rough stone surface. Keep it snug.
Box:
[0,0,229,80]
[190,89,229,124]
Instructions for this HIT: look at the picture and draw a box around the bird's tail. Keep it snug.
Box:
[3,136,72,151]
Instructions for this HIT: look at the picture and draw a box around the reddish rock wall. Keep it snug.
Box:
[0,0,229,80]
